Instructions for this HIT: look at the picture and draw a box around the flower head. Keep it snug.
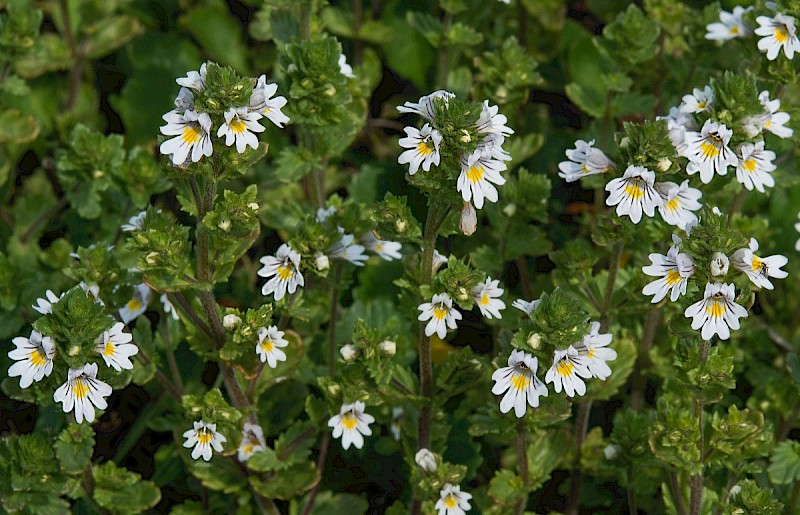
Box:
[418,293,462,339]
[732,238,788,290]
[605,165,662,223]
[679,86,714,114]
[122,211,147,232]
[8,330,55,388]
[475,100,513,138]
[684,282,748,340]
[656,180,702,230]
[94,322,138,371]
[53,363,113,424]
[398,124,442,175]
[328,401,374,450]
[491,349,548,417]
[258,244,305,301]
[256,325,288,368]
[360,232,402,261]
[736,141,776,192]
[706,6,752,40]
[658,107,698,155]
[759,90,793,138]
[119,283,152,324]
[457,151,507,209]
[183,421,226,461]
[558,139,615,182]
[238,422,266,462]
[512,298,541,315]
[684,120,738,184]
[755,13,800,60]
[397,90,455,121]
[328,230,368,266]
[32,289,63,315]
[176,63,207,91]
[642,245,694,303]
[574,322,616,380]
[161,294,180,320]
[338,54,355,78]
[434,484,472,515]
[711,252,730,276]
[545,346,592,397]
[415,448,438,472]
[249,75,289,127]
[471,277,505,319]
[159,110,214,165]
[217,107,265,153]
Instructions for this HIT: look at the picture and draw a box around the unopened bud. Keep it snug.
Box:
[459,202,477,236]
[340,344,357,361]
[415,449,438,472]
[248,202,260,211]
[657,158,672,171]
[218,219,231,232]
[460,130,471,143]
[379,340,396,356]
[93,170,105,179]
[223,314,241,329]
[324,84,336,96]
[457,287,469,302]
[315,252,330,271]
[68,345,81,357]
[603,444,621,460]
[710,252,729,276]
[145,251,159,265]
[395,219,407,233]
[527,333,542,349]
[503,203,516,217]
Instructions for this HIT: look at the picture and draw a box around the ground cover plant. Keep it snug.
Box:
[2,0,800,513]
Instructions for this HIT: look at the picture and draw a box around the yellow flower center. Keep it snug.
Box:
[665,270,682,286]
[182,125,201,144]
[444,495,458,509]
[697,101,707,109]
[433,305,448,320]
[700,140,720,159]
[729,26,739,35]
[261,339,274,352]
[742,159,757,173]
[342,413,358,430]
[665,197,681,211]
[705,300,725,318]
[587,348,596,359]
[30,349,47,367]
[72,379,89,399]
[480,292,490,305]
[102,341,115,356]
[511,373,530,391]
[752,255,764,271]
[198,431,212,445]
[624,182,644,200]
[775,27,789,43]
[277,265,294,281]
[127,298,142,312]
[376,243,383,251]
[230,117,246,134]
[467,164,485,183]
[556,360,574,377]
[416,141,434,157]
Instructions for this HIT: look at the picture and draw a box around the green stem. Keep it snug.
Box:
[514,422,530,515]
[689,339,710,515]
[135,347,182,400]
[600,241,624,332]
[566,399,593,515]
[436,11,453,89]
[668,471,688,515]
[786,480,800,515]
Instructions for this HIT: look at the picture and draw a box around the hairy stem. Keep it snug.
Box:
[668,471,688,515]
[566,400,593,515]
[514,422,530,515]
[689,339,710,515]
[135,348,182,400]
[631,308,661,410]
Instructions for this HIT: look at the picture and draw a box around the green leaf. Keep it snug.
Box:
[406,11,442,47]
[250,460,319,500]
[768,441,800,484]
[0,108,39,144]
[92,461,161,514]
[83,15,144,59]
[488,469,525,507]
[565,82,606,118]
[54,424,95,474]
[291,491,369,515]
[180,0,247,71]
[13,33,71,78]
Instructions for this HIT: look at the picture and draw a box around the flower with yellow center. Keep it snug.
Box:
[605,165,662,224]
[217,107,265,153]
[736,141,776,193]
[545,346,592,397]
[491,349,548,417]
[183,420,227,461]
[53,363,113,424]
[418,293,462,340]
[642,243,695,303]
[684,282,748,341]
[434,483,472,515]
[8,330,55,389]
[574,321,616,380]
[706,6,752,41]
[328,401,374,450]
[94,322,138,371]
[398,123,442,175]
[249,75,289,127]
[258,243,305,301]
[558,139,616,183]
[471,277,506,319]
[732,238,788,290]
[159,109,214,165]
[255,325,288,368]
[680,85,714,114]
[360,231,402,261]
[755,13,800,61]
[238,422,266,462]
[684,120,738,184]
[655,180,702,230]
[457,150,507,209]
[119,283,152,324]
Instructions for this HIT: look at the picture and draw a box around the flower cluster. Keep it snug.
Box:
[707,6,800,61]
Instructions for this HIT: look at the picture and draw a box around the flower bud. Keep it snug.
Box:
[657,158,672,171]
[459,130,471,143]
[93,169,105,179]
[379,340,396,356]
[459,202,477,236]
[456,287,469,302]
[324,84,337,96]
[729,485,741,498]
[145,251,159,265]
[68,345,81,356]
[710,252,729,276]
[395,219,407,233]
[415,448,438,472]
[223,314,241,329]
[527,333,542,349]
[503,203,516,217]
[340,344,358,361]
[603,444,621,460]
[248,202,260,211]
[218,219,231,232]
[315,252,330,271]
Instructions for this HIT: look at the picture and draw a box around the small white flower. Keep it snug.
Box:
[258,243,305,301]
[338,54,355,78]
[658,106,698,155]
[415,448,438,472]
[315,252,331,271]
[397,90,455,121]
[256,326,288,368]
[604,444,622,460]
[174,87,194,112]
[160,294,179,321]
[183,420,226,461]
[755,13,800,60]
[475,100,513,138]
[379,340,396,356]
[223,314,241,329]
[176,63,207,91]
[159,110,214,165]
[390,407,403,441]
[238,422,266,462]
[418,293,462,339]
[119,284,152,324]
[680,85,714,114]
[684,120,738,184]
[122,211,146,232]
[545,346,592,397]
[340,344,358,361]
[684,282,748,340]
[360,232,402,261]
[732,238,788,290]
[512,298,541,315]
[656,180,702,230]
[32,289,63,315]
[759,90,793,138]
[435,484,472,515]
[471,277,505,319]
[316,206,336,223]
[53,363,112,424]
[558,139,615,182]
[80,282,104,306]
[642,245,694,303]
[432,250,448,274]
[736,141,776,192]
[605,165,662,224]
[710,252,730,276]
[328,230,368,266]
[457,150,507,209]
[249,75,289,127]
[574,322,616,380]
[328,401,374,450]
[8,330,55,388]
[217,107,265,153]
[706,6,752,40]
[398,124,442,175]
[491,349,548,417]
[94,322,138,371]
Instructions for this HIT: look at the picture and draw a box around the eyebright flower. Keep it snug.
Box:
[176,63,207,91]
[122,210,146,232]
[94,322,138,371]
[397,90,455,121]
[238,422,266,462]
[706,6,752,40]
[360,232,402,261]
[471,277,505,319]
[160,294,180,320]
[679,86,714,113]
[759,90,793,139]
[575,322,616,380]
[605,165,662,224]
[390,407,403,441]
[558,139,615,182]
[755,13,800,60]
[432,250,448,274]
[256,326,288,368]
[656,181,702,230]
[160,110,213,165]
[685,282,748,340]
[457,151,507,209]
[642,245,694,303]
[710,252,730,276]
[418,293,462,339]
[53,363,113,424]
[732,238,788,290]
[119,283,152,324]
[32,289,63,315]
[217,107,265,153]
[684,120,738,184]
[736,141,776,192]
[379,340,396,356]
[512,298,541,315]
[475,100,513,138]
[258,243,304,301]
[328,401,374,450]
[545,346,592,397]
[338,53,355,78]
[183,421,226,461]
[415,448,438,472]
[491,349,548,417]
[8,330,55,388]
[435,484,472,515]
[328,230,368,266]
[398,124,442,175]
[249,75,289,127]
[340,344,358,361]
[174,87,194,112]
[658,106,698,155]
[459,201,477,236]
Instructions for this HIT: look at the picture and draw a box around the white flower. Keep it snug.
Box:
[432,250,448,274]
[732,238,788,290]
[315,252,331,271]
[759,90,793,138]
[706,6,752,40]
[176,63,207,91]
[471,277,505,319]
[642,245,694,303]
[604,444,622,460]
[605,165,662,224]
[338,54,355,78]
[459,201,477,236]
[94,322,138,371]
[159,110,213,165]
[575,322,616,380]
[328,231,368,266]
[457,150,507,209]
[316,205,336,223]
[475,100,513,138]
[379,340,396,356]
[398,124,442,175]
[680,85,714,114]
[119,283,152,324]
[183,420,226,461]
[258,244,305,301]
[558,139,615,182]
[397,90,455,121]
[249,75,289,127]
[415,448,438,472]
[328,401,374,450]
[223,314,241,329]
[256,326,288,368]
[656,180,702,230]
[684,282,748,340]
[435,484,472,515]
[80,282,104,306]
[512,298,541,315]
[418,293,462,339]
[122,211,146,232]
[53,363,112,424]
[360,232,402,261]
[491,349,548,417]
[159,294,180,321]
[755,13,800,60]
[174,87,194,112]
[390,407,403,441]
[711,252,730,276]
[217,107,265,153]
[340,344,358,361]
[8,330,55,388]
[32,289,63,315]
[238,422,266,462]
[736,141,776,192]
[658,106,698,155]
[684,120,738,184]
[545,346,592,397]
